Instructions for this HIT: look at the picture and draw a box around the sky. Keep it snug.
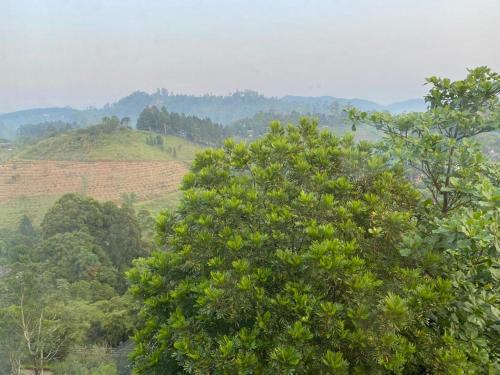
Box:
[0,0,499,113]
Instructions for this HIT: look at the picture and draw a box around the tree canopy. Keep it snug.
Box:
[129,119,461,373]
[41,193,145,274]
[0,194,142,373]
[129,67,500,374]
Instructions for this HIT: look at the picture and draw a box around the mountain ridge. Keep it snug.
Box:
[0,90,426,139]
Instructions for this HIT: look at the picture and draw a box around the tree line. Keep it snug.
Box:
[17,121,79,142]
[137,106,229,146]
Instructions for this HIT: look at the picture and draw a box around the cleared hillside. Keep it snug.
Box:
[0,160,188,228]
[14,128,201,162]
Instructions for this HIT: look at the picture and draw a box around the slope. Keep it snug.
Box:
[14,128,201,162]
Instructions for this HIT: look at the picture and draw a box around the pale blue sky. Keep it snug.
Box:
[1,0,499,112]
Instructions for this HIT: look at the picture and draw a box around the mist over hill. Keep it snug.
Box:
[0,90,425,140]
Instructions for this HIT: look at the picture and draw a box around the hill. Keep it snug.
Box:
[14,127,201,162]
[0,126,203,229]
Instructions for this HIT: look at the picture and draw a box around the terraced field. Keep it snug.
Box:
[0,160,189,228]
[0,160,188,202]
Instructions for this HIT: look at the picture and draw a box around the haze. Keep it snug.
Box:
[1,0,499,113]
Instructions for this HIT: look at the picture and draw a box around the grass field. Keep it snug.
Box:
[1,191,184,230]
[0,194,59,229]
[135,191,183,215]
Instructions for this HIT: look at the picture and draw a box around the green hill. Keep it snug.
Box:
[13,127,202,162]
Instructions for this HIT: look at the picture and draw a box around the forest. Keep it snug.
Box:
[0,67,498,373]
[136,106,229,146]
[0,194,145,373]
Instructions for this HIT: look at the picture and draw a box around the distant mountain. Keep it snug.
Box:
[0,107,83,139]
[0,106,81,123]
[386,99,427,114]
[0,90,426,140]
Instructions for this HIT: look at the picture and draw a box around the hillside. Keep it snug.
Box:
[0,160,189,228]
[14,127,201,162]
[0,127,203,229]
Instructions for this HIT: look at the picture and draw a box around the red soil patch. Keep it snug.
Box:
[0,160,189,203]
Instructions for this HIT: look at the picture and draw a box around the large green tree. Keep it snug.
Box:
[128,119,465,373]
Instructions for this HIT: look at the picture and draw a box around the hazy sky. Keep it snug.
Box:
[1,0,499,113]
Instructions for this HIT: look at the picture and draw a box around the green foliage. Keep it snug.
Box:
[41,193,104,237]
[52,346,118,375]
[0,218,39,264]
[41,194,145,274]
[145,133,165,150]
[0,193,142,372]
[33,231,117,285]
[438,180,499,369]
[349,67,500,372]
[18,214,36,237]
[401,177,500,372]
[349,66,500,214]
[17,121,78,142]
[0,265,98,371]
[84,116,128,136]
[128,119,462,373]
[121,192,138,209]
[228,109,380,142]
